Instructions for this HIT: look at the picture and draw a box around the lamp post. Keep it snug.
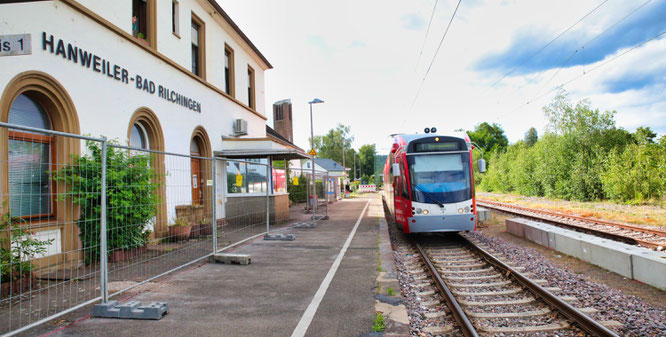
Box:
[309,98,324,214]
[342,138,347,197]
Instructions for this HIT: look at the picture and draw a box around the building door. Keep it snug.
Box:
[191,139,202,205]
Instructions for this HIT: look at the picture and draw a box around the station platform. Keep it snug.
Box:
[37,195,392,337]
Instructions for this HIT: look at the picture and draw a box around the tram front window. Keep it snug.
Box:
[407,153,471,204]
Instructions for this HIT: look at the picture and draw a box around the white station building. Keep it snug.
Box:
[0,0,306,262]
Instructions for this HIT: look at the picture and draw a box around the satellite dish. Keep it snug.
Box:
[424,128,430,133]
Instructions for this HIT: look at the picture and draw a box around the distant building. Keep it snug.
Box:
[273,99,293,143]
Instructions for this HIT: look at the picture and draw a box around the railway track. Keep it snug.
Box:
[477,199,666,250]
[405,233,620,336]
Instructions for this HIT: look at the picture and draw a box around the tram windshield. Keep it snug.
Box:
[407,153,471,204]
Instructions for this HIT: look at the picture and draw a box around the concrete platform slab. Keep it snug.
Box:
[631,250,666,290]
[31,195,382,337]
[505,217,666,290]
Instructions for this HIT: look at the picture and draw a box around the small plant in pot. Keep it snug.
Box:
[195,217,213,238]
[1,204,54,298]
[168,217,192,242]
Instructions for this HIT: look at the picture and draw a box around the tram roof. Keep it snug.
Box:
[395,133,465,145]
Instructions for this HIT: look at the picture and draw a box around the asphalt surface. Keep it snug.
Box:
[35,195,379,337]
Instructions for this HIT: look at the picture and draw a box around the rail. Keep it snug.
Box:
[477,199,666,249]
[412,234,620,337]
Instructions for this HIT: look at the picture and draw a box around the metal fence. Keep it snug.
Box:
[0,122,289,336]
[287,167,331,220]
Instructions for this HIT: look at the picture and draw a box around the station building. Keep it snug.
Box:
[0,0,306,263]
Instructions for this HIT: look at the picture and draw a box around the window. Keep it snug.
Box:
[227,159,267,194]
[130,122,150,149]
[247,66,255,109]
[191,13,205,78]
[172,1,180,36]
[272,168,286,193]
[275,105,283,120]
[8,94,54,218]
[224,44,235,96]
[132,0,155,46]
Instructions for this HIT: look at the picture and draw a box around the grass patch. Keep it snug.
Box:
[387,287,395,296]
[372,312,386,332]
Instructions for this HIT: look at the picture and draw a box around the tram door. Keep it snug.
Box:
[191,139,202,205]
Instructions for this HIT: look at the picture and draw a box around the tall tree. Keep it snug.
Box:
[358,144,376,177]
[310,124,354,165]
[467,122,508,153]
[524,127,538,147]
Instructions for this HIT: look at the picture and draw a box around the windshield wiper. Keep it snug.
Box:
[414,185,444,208]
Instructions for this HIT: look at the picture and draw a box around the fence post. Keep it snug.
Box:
[99,137,108,303]
[211,158,217,254]
[266,158,270,235]
[325,173,329,218]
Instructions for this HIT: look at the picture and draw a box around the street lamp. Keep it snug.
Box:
[309,98,324,213]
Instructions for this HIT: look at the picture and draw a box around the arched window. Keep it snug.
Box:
[130,122,150,150]
[8,94,54,218]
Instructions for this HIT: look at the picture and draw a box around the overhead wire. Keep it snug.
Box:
[414,0,440,73]
[409,0,463,111]
[501,0,658,115]
[486,0,608,90]
[505,28,666,116]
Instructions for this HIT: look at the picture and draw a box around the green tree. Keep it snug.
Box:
[358,144,376,177]
[310,124,356,176]
[467,122,508,153]
[632,126,657,145]
[524,127,538,147]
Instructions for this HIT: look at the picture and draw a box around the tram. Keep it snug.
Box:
[382,130,485,233]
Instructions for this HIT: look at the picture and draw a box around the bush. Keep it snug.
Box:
[0,203,54,282]
[287,173,307,203]
[52,141,159,264]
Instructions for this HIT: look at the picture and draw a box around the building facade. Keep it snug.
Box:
[0,0,297,264]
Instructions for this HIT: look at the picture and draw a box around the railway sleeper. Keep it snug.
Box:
[452,287,523,296]
[445,274,502,281]
[431,258,480,264]
[422,325,454,335]
[464,307,551,318]
[436,262,486,269]
[448,280,511,287]
[478,321,570,333]
[458,296,535,306]
[439,267,493,274]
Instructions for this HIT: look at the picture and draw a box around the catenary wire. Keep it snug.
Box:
[414,0,440,72]
[500,0,657,115]
[410,0,463,110]
[486,0,608,90]
[505,28,666,116]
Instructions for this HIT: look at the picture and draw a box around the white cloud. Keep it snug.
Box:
[218,0,666,150]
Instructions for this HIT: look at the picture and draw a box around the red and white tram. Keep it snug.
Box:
[382,132,485,233]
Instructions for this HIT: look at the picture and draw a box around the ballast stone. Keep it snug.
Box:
[211,253,251,265]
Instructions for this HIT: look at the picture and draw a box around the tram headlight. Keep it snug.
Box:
[458,208,464,214]
[423,209,429,215]
[415,208,422,214]
[464,206,470,213]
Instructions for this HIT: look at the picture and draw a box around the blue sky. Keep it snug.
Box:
[218,0,666,151]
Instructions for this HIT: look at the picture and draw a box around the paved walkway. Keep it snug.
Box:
[34,195,381,337]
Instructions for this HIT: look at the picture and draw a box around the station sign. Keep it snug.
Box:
[0,34,31,56]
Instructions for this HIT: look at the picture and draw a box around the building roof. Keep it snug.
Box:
[205,0,273,69]
[314,158,345,172]
[266,125,304,152]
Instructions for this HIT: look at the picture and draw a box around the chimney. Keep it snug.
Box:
[273,99,293,142]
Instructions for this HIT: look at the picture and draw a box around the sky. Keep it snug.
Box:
[218,0,666,154]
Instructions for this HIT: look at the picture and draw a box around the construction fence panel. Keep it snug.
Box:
[287,167,328,221]
[0,123,105,335]
[104,144,214,299]
[217,158,270,250]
